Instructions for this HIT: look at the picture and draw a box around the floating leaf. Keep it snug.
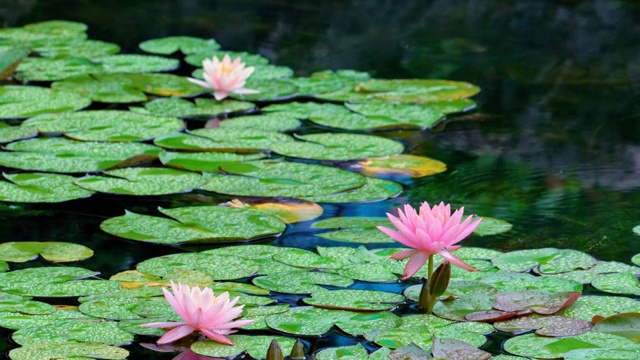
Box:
[155,128,291,152]
[143,97,255,118]
[0,242,93,262]
[253,271,353,294]
[303,289,404,311]
[564,348,640,359]
[160,150,265,172]
[591,273,640,295]
[0,173,94,203]
[0,85,91,119]
[492,290,581,315]
[8,342,129,360]
[139,36,220,55]
[78,297,148,320]
[357,154,447,178]
[492,248,597,273]
[15,57,105,81]
[355,79,480,102]
[75,167,206,195]
[101,206,285,245]
[0,47,29,79]
[222,198,323,223]
[0,124,38,144]
[559,295,640,321]
[219,113,302,132]
[592,312,640,341]
[23,110,184,142]
[185,51,270,67]
[472,216,513,236]
[311,217,395,244]
[270,133,404,161]
[234,78,298,101]
[315,344,369,360]
[433,295,495,321]
[32,38,120,58]
[432,337,491,360]
[12,320,134,346]
[0,20,86,43]
[494,314,592,337]
[4,280,121,298]
[263,101,347,119]
[191,335,295,358]
[135,252,262,281]
[94,54,179,73]
[480,271,582,293]
[0,309,95,330]
[302,177,403,203]
[503,332,640,359]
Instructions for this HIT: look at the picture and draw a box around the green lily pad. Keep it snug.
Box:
[433,295,495,321]
[0,123,38,144]
[302,177,402,203]
[633,252,640,265]
[160,150,265,172]
[492,248,597,273]
[270,133,404,161]
[78,297,148,320]
[315,344,369,360]
[303,289,405,311]
[12,319,134,346]
[154,128,291,152]
[52,73,202,103]
[4,280,121,298]
[480,271,582,293]
[219,113,302,132]
[135,252,261,280]
[75,167,206,195]
[312,217,396,243]
[15,57,105,81]
[184,51,270,67]
[355,79,480,102]
[93,54,179,73]
[0,85,91,119]
[0,309,96,330]
[202,160,366,198]
[2,137,160,173]
[263,101,348,119]
[0,47,29,80]
[633,225,640,236]
[271,247,349,270]
[22,110,184,142]
[565,348,640,360]
[143,97,255,118]
[473,216,513,236]
[592,312,640,341]
[338,260,405,282]
[559,295,640,321]
[0,299,56,315]
[0,173,94,203]
[494,314,592,337]
[286,76,345,96]
[591,273,640,295]
[252,271,353,294]
[191,335,295,358]
[357,154,447,178]
[503,332,640,359]
[0,21,86,43]
[236,78,299,101]
[117,318,167,336]
[101,205,285,245]
[0,262,7,272]
[405,280,498,302]
[139,36,220,55]
[8,342,129,360]
[32,38,120,58]
[238,305,290,330]
[0,241,93,262]
[192,63,293,81]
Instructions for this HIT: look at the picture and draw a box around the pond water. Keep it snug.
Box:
[2,0,640,359]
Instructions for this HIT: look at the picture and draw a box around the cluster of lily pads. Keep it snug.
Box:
[0,20,639,359]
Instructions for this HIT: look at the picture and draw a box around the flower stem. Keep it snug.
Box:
[418,254,436,314]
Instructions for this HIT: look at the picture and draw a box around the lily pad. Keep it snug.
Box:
[0,309,96,330]
[3,280,121,298]
[219,113,302,132]
[143,97,255,118]
[432,337,491,360]
[0,20,86,43]
[139,36,220,55]
[270,133,404,161]
[315,344,369,360]
[235,78,299,101]
[94,54,179,73]
[503,332,640,359]
[191,335,295,358]
[202,160,366,198]
[559,295,640,321]
[32,38,120,58]
[494,314,592,337]
[592,312,640,341]
[9,342,129,360]
[303,289,405,311]
[472,216,513,236]
[492,248,597,273]
[312,217,396,244]
[0,85,91,119]
[22,110,184,142]
[0,242,93,263]
[75,167,206,196]
[302,177,403,203]
[591,273,640,295]
[0,173,94,203]
[263,101,348,118]
[357,154,447,178]
[101,206,286,245]
[15,57,105,81]
[492,290,581,315]
[135,252,261,280]
[221,198,323,223]
[184,51,270,67]
[12,319,134,346]
[159,150,265,172]
[252,271,353,294]
[154,128,291,152]
[480,271,582,293]
[355,79,480,102]
[0,47,29,80]
[565,348,640,360]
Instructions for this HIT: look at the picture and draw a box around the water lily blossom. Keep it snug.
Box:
[378,201,482,280]
[187,54,259,100]
[141,281,254,345]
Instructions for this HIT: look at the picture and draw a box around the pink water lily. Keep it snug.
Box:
[187,54,259,100]
[378,201,482,280]
[141,281,254,345]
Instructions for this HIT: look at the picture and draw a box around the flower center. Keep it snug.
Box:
[219,63,235,75]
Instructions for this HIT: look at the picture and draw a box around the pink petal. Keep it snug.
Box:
[452,216,482,243]
[156,324,196,344]
[401,251,430,280]
[214,91,229,100]
[200,328,234,345]
[439,250,476,271]
[187,77,213,90]
[232,88,260,95]
[389,249,417,260]
[377,226,413,247]
[141,321,185,329]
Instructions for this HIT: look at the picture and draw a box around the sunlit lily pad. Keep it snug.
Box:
[355,79,480,102]
[219,113,302,132]
[221,198,323,223]
[311,217,395,243]
[143,97,255,118]
[0,173,94,203]
[154,128,291,152]
[237,304,290,330]
[315,344,369,359]
[270,133,404,161]
[302,177,403,203]
[591,273,640,295]
[22,110,184,142]
[503,332,640,359]
[559,295,640,321]
[101,206,286,245]
[433,295,495,321]
[136,252,261,280]
[0,309,95,330]
[139,36,220,55]
[52,73,202,103]
[1,137,160,173]
[338,260,404,282]
[75,167,206,196]
[0,241,93,263]
[202,160,366,198]
[12,319,134,346]
[191,335,295,358]
[253,271,353,294]
[303,289,404,311]
[9,342,129,360]
[4,280,121,298]
[492,248,597,273]
[405,280,498,302]
[357,154,447,178]
[78,297,149,320]
[0,85,91,119]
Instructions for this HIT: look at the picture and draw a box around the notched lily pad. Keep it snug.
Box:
[303,289,405,311]
[494,314,592,337]
[355,79,480,103]
[139,36,220,55]
[190,335,295,358]
[492,290,581,315]
[8,342,129,360]
[143,97,255,118]
[0,173,94,203]
[592,312,640,341]
[302,177,403,204]
[0,241,93,263]
[0,85,91,119]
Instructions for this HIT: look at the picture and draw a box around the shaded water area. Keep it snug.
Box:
[1,0,640,358]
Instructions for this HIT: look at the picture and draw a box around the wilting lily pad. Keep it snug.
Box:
[312,217,395,244]
[494,314,592,337]
[0,173,94,203]
[12,320,134,346]
[303,177,403,203]
[101,206,285,245]
[154,128,292,152]
[52,73,202,103]
[22,110,184,142]
[492,290,581,315]
[303,289,404,311]
[143,97,255,118]
[432,337,491,360]
[219,113,302,132]
[75,167,206,196]
[355,79,480,102]
[139,36,220,55]
[221,198,323,223]
[503,332,640,359]
[160,150,265,172]
[270,133,404,161]
[1,137,160,173]
[0,85,91,119]
[9,342,129,360]
[357,154,447,178]
[0,242,93,263]
[202,160,366,198]
[191,335,295,358]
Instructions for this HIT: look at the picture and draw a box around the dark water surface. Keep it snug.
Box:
[2,0,640,358]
